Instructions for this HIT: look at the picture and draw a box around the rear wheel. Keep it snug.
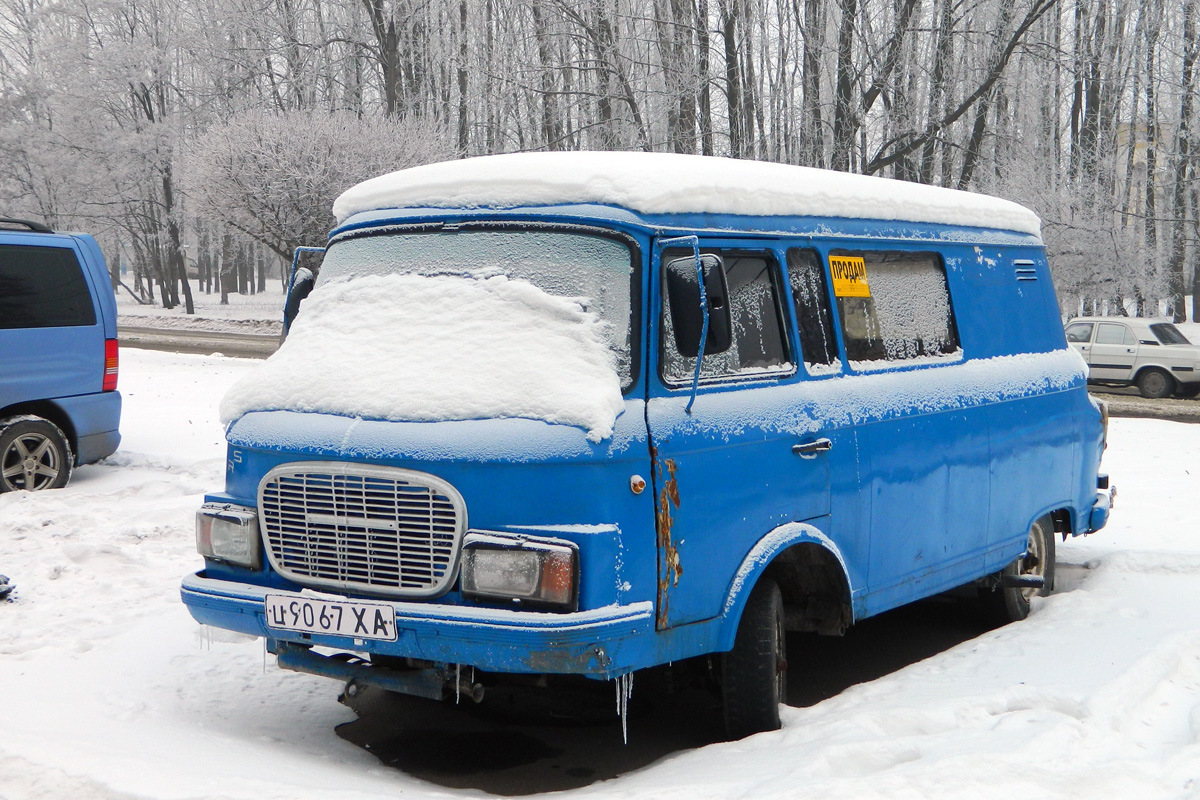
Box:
[0,417,72,492]
[721,577,786,740]
[980,515,1055,624]
[1136,368,1174,399]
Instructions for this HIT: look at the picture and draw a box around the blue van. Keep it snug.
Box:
[181,153,1111,739]
[0,219,121,491]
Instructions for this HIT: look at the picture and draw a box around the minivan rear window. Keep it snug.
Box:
[829,250,959,365]
[0,245,97,329]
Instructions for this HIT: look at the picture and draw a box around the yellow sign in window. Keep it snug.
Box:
[830,255,870,298]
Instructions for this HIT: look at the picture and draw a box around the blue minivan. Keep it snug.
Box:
[0,219,121,491]
[182,153,1111,739]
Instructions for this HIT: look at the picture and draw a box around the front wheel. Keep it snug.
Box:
[0,417,73,492]
[980,515,1056,624]
[721,577,786,740]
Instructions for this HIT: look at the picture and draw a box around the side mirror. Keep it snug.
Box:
[665,254,732,357]
[282,267,315,336]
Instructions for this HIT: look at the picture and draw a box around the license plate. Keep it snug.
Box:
[265,594,398,641]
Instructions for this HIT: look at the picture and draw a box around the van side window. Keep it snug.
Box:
[0,245,97,329]
[829,250,959,364]
[1065,323,1094,343]
[785,248,838,368]
[660,250,790,383]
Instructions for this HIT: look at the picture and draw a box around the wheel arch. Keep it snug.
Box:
[1133,363,1176,390]
[1024,502,1083,540]
[0,402,78,462]
[717,522,855,652]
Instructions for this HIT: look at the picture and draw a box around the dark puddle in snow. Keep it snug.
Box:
[335,596,1005,794]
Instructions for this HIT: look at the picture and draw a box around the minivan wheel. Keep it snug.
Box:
[1136,368,1174,399]
[721,577,786,740]
[0,418,72,492]
[980,515,1055,625]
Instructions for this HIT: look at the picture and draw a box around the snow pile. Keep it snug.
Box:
[333,152,1043,236]
[219,273,625,441]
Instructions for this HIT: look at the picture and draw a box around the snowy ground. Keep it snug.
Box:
[2,349,1199,800]
[116,280,284,335]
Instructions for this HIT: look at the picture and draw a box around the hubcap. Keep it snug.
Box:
[2,433,60,491]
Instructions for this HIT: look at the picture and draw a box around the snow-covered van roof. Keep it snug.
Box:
[332,151,1042,237]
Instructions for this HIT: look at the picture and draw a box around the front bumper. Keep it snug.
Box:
[181,572,654,679]
[1087,488,1114,533]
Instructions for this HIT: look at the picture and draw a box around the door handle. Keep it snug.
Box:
[792,438,833,458]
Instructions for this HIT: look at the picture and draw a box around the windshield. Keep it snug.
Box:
[317,228,637,385]
[1150,323,1191,345]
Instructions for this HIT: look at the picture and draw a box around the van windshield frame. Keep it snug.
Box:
[321,222,642,393]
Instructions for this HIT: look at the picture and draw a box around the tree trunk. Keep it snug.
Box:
[161,168,193,314]
[1144,2,1161,308]
[362,0,402,117]
[220,231,234,306]
[800,0,824,167]
[697,0,714,155]
[830,0,856,171]
[1169,0,1196,323]
[721,0,744,157]
[919,0,952,185]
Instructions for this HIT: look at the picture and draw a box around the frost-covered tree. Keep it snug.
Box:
[182,111,452,261]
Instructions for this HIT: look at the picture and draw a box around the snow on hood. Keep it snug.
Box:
[219,274,625,441]
[333,151,1042,237]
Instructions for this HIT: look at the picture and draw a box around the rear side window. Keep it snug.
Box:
[829,250,959,365]
[1095,323,1134,346]
[1150,323,1190,345]
[0,245,97,329]
[786,248,839,370]
[660,249,790,383]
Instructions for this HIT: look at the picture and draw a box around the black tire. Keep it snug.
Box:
[980,515,1056,624]
[721,577,786,740]
[1136,368,1174,399]
[0,417,73,492]
[1175,383,1200,399]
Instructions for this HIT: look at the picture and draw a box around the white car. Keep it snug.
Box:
[1065,316,1200,398]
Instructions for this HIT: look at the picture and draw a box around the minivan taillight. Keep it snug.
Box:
[103,338,119,392]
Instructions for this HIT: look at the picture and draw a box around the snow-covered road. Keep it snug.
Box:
[1,348,1198,800]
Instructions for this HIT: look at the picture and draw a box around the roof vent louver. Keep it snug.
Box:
[1014,260,1038,281]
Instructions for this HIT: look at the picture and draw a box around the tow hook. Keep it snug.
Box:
[454,670,486,703]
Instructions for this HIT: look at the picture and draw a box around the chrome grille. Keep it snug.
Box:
[258,462,466,598]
